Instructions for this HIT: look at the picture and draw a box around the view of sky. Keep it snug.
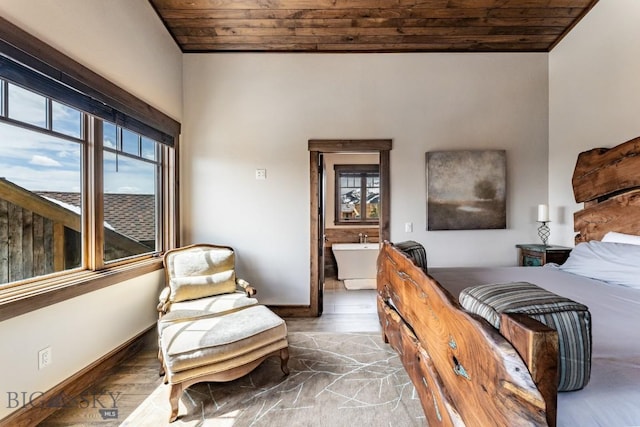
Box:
[0,81,156,195]
[0,122,81,192]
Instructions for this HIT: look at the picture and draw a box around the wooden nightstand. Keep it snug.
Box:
[516,244,572,267]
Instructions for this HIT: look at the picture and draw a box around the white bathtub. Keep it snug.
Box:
[331,243,380,284]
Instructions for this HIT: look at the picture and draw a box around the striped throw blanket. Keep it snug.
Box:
[459,281,591,391]
[395,240,428,272]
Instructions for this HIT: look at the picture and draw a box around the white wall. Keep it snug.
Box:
[183,53,549,305]
[0,1,182,420]
[0,0,183,121]
[549,1,640,246]
[0,271,163,419]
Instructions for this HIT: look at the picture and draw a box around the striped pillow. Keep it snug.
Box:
[459,282,591,391]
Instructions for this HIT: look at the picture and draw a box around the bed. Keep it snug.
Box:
[377,136,640,426]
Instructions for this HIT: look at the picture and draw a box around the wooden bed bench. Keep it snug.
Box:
[377,242,559,426]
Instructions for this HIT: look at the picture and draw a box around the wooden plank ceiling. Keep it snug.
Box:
[149,0,598,53]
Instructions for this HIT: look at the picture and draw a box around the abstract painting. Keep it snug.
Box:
[426,150,506,230]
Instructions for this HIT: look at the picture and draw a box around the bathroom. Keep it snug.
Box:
[323,152,380,315]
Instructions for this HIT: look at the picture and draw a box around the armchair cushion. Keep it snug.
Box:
[172,248,234,277]
[168,247,237,302]
[161,304,287,376]
[169,270,236,302]
[158,292,258,332]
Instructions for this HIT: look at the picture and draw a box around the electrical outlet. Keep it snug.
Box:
[255,169,266,180]
[38,347,52,370]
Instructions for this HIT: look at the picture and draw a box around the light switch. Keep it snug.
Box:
[255,169,266,180]
[405,222,413,233]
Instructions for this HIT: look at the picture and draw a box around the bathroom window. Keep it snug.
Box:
[334,164,380,225]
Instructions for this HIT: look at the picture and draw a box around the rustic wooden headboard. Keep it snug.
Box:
[572,136,640,242]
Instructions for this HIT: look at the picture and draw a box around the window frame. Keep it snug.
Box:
[0,16,180,322]
[1,80,88,280]
[100,121,164,265]
[334,164,380,225]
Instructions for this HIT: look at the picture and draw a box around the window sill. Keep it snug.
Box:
[0,258,163,322]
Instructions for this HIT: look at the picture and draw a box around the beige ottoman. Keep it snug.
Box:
[160,304,289,422]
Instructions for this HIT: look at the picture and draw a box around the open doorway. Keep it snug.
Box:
[323,153,379,315]
[308,140,391,317]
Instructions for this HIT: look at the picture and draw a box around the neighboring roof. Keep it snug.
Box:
[35,191,156,242]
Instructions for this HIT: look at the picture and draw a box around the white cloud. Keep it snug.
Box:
[0,164,80,192]
[29,155,62,167]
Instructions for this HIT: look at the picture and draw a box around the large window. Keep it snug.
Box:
[0,81,84,284]
[102,123,160,262]
[334,164,380,225]
[0,76,175,287]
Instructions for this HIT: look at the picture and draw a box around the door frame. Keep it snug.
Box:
[308,139,392,317]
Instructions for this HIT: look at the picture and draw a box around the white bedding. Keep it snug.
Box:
[429,266,640,427]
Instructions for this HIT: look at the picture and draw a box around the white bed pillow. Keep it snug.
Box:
[601,231,640,246]
[558,241,640,289]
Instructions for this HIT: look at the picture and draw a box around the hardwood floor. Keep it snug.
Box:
[287,276,380,333]
[38,278,380,425]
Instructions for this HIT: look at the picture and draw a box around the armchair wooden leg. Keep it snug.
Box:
[158,347,165,377]
[280,347,290,375]
[168,383,182,422]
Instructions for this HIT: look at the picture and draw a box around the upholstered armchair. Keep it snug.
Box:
[157,244,260,375]
[158,243,258,324]
[158,244,289,421]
